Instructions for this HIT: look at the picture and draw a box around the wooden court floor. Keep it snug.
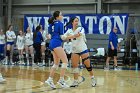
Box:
[0,65,140,93]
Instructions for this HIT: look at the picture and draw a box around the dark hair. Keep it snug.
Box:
[53,11,60,19]
[48,11,61,24]
[33,25,41,41]
[8,25,12,30]
[36,25,41,31]
[25,26,29,33]
[65,17,78,28]
[48,17,55,24]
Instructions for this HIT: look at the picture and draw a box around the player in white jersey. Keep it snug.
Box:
[6,25,16,65]
[40,26,47,66]
[0,29,6,83]
[0,29,6,62]
[25,27,34,65]
[16,30,25,65]
[63,17,96,87]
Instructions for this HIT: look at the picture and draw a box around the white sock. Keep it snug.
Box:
[91,76,94,79]
[60,77,64,80]
[48,77,53,80]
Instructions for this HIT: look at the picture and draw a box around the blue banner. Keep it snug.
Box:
[24,14,129,34]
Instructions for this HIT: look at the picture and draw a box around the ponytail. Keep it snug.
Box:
[48,17,55,24]
[48,11,61,24]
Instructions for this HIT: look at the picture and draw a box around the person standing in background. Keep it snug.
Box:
[6,25,16,65]
[0,29,6,64]
[104,27,120,71]
[25,27,34,66]
[33,25,43,65]
[16,30,25,65]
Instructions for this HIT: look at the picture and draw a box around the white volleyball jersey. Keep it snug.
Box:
[6,30,16,42]
[41,30,47,45]
[16,35,25,49]
[0,35,5,44]
[25,32,33,45]
[64,27,88,53]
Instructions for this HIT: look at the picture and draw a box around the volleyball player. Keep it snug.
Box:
[63,17,96,87]
[0,29,6,64]
[25,27,34,65]
[16,30,25,65]
[0,29,6,82]
[45,11,81,89]
[33,25,43,65]
[6,25,16,65]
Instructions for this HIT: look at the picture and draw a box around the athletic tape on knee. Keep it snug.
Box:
[72,68,79,73]
[85,64,93,72]
[82,56,90,63]
[52,64,58,69]
[61,63,68,68]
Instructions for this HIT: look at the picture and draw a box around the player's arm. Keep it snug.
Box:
[12,32,16,39]
[109,34,114,50]
[6,32,12,40]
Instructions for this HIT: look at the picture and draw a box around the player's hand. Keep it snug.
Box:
[111,46,114,50]
[74,32,81,37]
[46,34,51,39]
[78,32,82,36]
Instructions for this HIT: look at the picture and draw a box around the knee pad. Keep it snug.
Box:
[6,50,10,57]
[61,63,68,69]
[72,68,79,73]
[52,64,59,69]
[85,65,93,72]
[82,56,90,63]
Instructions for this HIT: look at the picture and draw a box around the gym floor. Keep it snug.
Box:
[0,65,140,93]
